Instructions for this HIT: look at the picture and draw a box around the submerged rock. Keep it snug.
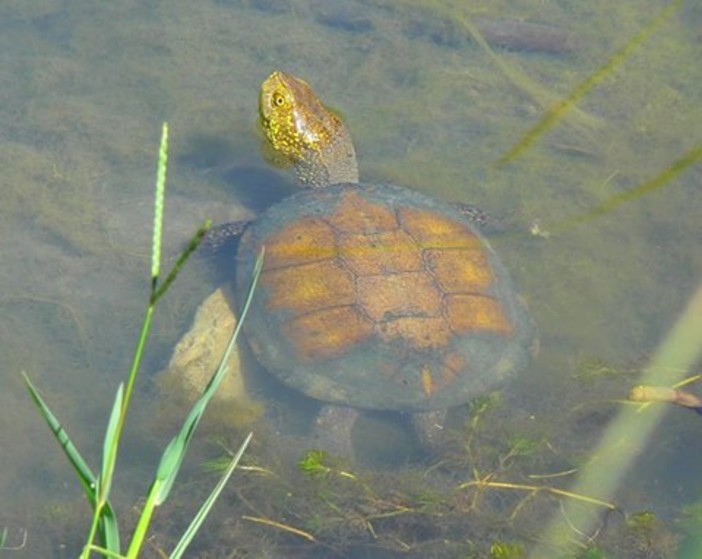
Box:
[156,285,263,427]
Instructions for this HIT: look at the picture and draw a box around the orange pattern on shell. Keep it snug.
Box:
[328,191,397,233]
[445,294,513,334]
[424,248,493,292]
[262,259,355,315]
[418,350,466,396]
[339,229,424,275]
[281,306,373,362]
[259,191,513,371]
[263,217,336,266]
[377,316,453,348]
[358,272,442,323]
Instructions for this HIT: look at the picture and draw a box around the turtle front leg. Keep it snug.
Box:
[311,404,359,460]
[201,219,251,252]
[453,202,506,234]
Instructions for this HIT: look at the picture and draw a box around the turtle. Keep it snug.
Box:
[224,71,536,458]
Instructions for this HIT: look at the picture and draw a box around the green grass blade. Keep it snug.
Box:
[457,13,601,132]
[99,383,125,503]
[155,247,264,505]
[151,122,168,286]
[84,544,125,559]
[125,481,161,559]
[535,144,702,237]
[556,144,702,231]
[169,432,253,559]
[528,282,702,558]
[22,371,121,551]
[23,371,96,493]
[152,220,212,305]
[125,249,264,558]
[495,0,683,166]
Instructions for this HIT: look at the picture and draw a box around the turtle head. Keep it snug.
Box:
[258,71,359,188]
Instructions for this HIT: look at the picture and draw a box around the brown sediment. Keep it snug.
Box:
[403,12,578,55]
[473,18,579,54]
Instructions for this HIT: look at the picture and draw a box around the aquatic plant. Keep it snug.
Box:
[22,124,262,559]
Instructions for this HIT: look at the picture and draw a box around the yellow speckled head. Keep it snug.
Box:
[258,71,359,187]
[259,72,338,162]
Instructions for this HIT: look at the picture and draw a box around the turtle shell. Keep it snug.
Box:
[235,182,535,412]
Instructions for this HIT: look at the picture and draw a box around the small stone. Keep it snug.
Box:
[156,285,263,427]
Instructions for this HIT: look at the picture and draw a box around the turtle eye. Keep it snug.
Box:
[272,93,286,108]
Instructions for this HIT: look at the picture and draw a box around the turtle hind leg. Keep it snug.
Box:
[311,404,359,461]
[410,409,450,451]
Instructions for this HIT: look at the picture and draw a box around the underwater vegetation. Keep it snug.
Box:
[7,0,701,558]
[145,369,693,558]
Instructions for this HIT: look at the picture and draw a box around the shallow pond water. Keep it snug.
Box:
[0,1,700,557]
